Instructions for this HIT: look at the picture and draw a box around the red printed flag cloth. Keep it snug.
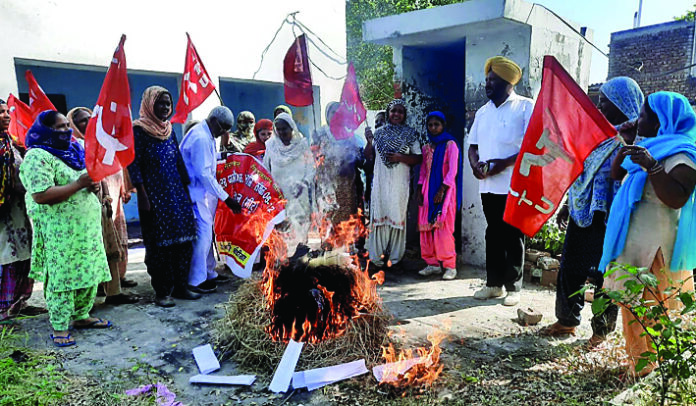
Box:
[503,56,616,237]
[330,62,367,140]
[25,71,56,119]
[283,34,313,107]
[7,94,32,146]
[171,33,216,124]
[215,154,286,278]
[84,35,134,182]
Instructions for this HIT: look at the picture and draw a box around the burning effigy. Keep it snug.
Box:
[214,142,446,392]
[214,212,392,373]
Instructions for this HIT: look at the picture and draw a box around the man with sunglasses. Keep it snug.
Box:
[180,106,242,294]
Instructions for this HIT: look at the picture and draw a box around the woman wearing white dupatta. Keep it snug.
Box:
[366,99,422,268]
[264,113,315,255]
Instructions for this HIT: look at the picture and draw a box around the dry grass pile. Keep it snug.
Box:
[214,275,392,375]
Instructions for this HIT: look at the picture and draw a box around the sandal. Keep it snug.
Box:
[72,318,112,329]
[51,333,76,347]
[539,322,576,337]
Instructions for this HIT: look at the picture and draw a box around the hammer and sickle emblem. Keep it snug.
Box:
[92,102,128,165]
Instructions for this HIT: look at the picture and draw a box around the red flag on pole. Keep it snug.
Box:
[503,55,616,237]
[24,71,56,119]
[330,62,366,140]
[171,33,216,124]
[283,34,313,107]
[7,93,32,146]
[83,35,134,182]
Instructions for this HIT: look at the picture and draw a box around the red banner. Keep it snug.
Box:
[84,35,134,182]
[171,33,216,124]
[215,154,286,278]
[283,34,313,107]
[330,62,366,140]
[25,71,56,119]
[7,94,32,146]
[503,56,616,237]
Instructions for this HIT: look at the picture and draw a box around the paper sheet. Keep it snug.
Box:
[372,356,427,383]
[268,339,304,393]
[292,359,369,391]
[189,374,256,386]
[192,344,220,375]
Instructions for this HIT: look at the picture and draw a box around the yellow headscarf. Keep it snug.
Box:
[484,56,522,86]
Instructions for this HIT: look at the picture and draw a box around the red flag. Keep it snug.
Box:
[24,71,56,118]
[215,154,286,278]
[503,56,616,237]
[283,34,313,107]
[7,94,32,146]
[83,35,134,182]
[171,33,216,124]
[330,62,366,140]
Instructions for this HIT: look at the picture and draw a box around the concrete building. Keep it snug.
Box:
[608,20,696,103]
[363,0,593,267]
[1,0,346,222]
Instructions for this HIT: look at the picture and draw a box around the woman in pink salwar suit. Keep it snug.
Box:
[418,112,460,280]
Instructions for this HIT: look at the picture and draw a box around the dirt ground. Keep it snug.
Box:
[7,244,617,406]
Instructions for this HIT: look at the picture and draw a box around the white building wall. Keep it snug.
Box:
[0,0,346,121]
[462,25,532,267]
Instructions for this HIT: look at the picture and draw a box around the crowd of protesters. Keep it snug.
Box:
[2,54,696,379]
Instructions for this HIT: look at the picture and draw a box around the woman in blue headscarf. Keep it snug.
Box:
[19,111,112,347]
[541,77,644,345]
[601,91,696,376]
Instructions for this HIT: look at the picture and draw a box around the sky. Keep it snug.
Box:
[534,0,695,83]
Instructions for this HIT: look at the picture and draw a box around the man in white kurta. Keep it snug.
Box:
[180,106,239,292]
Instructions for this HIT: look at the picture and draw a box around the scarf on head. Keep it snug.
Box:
[267,113,309,166]
[426,111,461,223]
[568,77,645,220]
[245,118,273,157]
[274,105,292,117]
[133,86,173,140]
[600,92,696,272]
[236,111,255,136]
[25,111,85,170]
[66,106,93,140]
[373,99,417,168]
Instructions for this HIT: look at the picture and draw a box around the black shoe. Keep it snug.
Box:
[155,296,175,307]
[212,274,232,283]
[188,280,217,294]
[120,278,138,288]
[172,288,202,300]
[104,293,139,305]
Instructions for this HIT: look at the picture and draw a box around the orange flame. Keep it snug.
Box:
[378,330,446,389]
[261,210,384,344]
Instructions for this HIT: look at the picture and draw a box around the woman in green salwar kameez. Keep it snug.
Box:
[19,111,111,347]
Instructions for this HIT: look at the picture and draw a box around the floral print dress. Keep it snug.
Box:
[19,148,110,292]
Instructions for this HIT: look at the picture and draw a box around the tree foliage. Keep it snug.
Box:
[346,0,464,110]
[675,3,696,21]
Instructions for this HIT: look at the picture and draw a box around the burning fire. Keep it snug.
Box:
[261,210,385,344]
[377,330,446,389]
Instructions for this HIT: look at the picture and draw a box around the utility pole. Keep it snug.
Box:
[633,0,643,28]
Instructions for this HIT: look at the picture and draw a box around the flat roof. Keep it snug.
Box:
[362,0,585,47]
[611,19,694,41]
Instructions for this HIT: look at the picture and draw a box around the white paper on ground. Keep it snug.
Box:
[268,339,304,393]
[189,374,256,386]
[192,344,220,375]
[372,356,427,383]
[292,359,368,391]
